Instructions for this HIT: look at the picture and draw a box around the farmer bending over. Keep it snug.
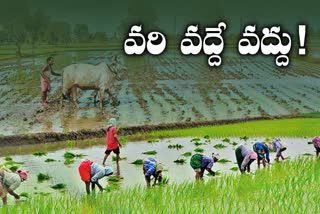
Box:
[312,136,320,157]
[235,145,257,174]
[253,142,270,168]
[272,138,287,161]
[0,167,28,205]
[143,157,164,187]
[102,118,122,166]
[78,159,113,194]
[190,153,220,181]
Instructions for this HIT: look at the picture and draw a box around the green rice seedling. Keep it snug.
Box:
[33,151,48,157]
[182,152,192,157]
[142,150,157,155]
[108,176,123,183]
[4,157,12,161]
[34,192,51,196]
[240,136,249,141]
[204,135,210,139]
[168,144,184,150]
[217,159,232,164]
[4,160,24,166]
[159,176,169,185]
[131,159,143,165]
[9,166,18,172]
[44,158,56,162]
[37,173,50,182]
[303,153,313,156]
[147,138,159,143]
[194,147,204,153]
[173,158,186,164]
[194,141,203,146]
[75,153,86,158]
[63,152,75,159]
[64,158,75,165]
[50,183,66,190]
[19,192,29,198]
[222,138,230,143]
[191,138,201,142]
[213,143,227,149]
[112,156,127,161]
[230,167,239,171]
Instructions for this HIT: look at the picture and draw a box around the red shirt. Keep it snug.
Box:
[106,126,119,150]
[78,160,93,182]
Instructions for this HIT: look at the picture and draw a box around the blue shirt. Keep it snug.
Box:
[253,142,270,163]
[144,158,157,177]
[201,155,214,169]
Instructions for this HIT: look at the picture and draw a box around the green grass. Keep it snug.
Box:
[37,173,50,182]
[142,150,157,155]
[127,118,320,140]
[1,158,319,213]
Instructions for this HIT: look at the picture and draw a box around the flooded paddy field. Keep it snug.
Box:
[0,50,319,136]
[0,136,316,204]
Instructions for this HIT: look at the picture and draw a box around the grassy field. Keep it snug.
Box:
[1,157,319,213]
[127,118,320,141]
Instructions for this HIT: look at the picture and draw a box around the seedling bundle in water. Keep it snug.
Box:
[142,150,157,155]
[168,144,184,150]
[182,152,192,157]
[37,173,50,182]
[194,147,204,153]
[213,143,227,149]
[112,156,127,161]
[131,159,143,165]
[217,159,232,164]
[147,139,159,143]
[44,158,56,163]
[173,158,186,164]
[51,183,66,190]
[33,151,48,157]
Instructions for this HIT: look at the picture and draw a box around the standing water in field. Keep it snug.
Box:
[0,137,317,204]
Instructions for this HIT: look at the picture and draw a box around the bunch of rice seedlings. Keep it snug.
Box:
[33,151,48,157]
[182,152,192,157]
[147,138,159,143]
[112,156,127,161]
[240,136,249,141]
[142,150,157,155]
[50,183,66,190]
[44,159,56,163]
[222,138,230,143]
[217,159,232,164]
[131,159,143,165]
[213,143,227,149]
[37,173,50,182]
[230,166,239,171]
[168,144,184,150]
[173,158,186,164]
[194,147,204,153]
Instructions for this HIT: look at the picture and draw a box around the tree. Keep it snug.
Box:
[73,24,89,42]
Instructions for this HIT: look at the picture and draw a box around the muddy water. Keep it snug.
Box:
[0,137,316,201]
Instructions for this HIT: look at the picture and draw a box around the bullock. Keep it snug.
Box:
[60,57,127,109]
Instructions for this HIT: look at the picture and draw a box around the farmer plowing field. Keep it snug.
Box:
[0,167,28,205]
[253,142,270,168]
[190,153,220,181]
[143,157,164,187]
[78,159,113,194]
[235,145,257,173]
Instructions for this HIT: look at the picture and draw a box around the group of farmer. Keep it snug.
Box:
[1,117,320,203]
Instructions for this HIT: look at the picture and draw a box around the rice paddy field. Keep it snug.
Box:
[0,118,319,213]
[0,50,319,135]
